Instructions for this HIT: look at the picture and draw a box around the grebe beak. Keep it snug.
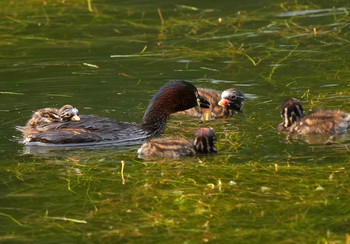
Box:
[198,96,210,108]
[71,115,81,121]
[218,98,230,107]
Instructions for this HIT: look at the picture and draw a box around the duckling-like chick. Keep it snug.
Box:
[17,105,80,138]
[57,105,80,122]
[176,88,245,118]
[137,127,218,158]
[277,98,350,134]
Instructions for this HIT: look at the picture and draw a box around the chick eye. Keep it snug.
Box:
[64,113,72,118]
[230,95,236,100]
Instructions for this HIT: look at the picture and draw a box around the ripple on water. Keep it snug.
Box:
[277,8,348,17]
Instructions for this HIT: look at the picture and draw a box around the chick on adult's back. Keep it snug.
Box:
[17,105,80,141]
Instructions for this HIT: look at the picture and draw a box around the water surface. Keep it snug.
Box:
[1,0,350,243]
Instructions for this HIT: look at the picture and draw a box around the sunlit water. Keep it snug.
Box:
[1,0,350,243]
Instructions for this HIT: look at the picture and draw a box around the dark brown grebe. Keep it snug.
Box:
[277,98,350,134]
[137,127,218,158]
[18,80,210,145]
[17,105,80,141]
[176,88,244,118]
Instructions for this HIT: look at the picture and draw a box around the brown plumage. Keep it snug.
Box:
[137,127,218,158]
[17,105,80,140]
[176,88,245,118]
[277,98,350,134]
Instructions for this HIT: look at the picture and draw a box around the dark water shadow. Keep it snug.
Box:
[18,138,149,158]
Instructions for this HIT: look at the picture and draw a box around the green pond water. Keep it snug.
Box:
[1,0,350,243]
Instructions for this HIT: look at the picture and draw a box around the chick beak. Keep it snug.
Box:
[71,115,80,121]
[218,98,230,107]
[198,96,211,108]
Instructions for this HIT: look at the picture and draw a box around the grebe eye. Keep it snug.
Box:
[65,113,72,118]
[230,95,236,100]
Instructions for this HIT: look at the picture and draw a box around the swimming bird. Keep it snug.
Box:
[176,88,244,118]
[277,98,350,134]
[137,127,218,158]
[18,80,210,145]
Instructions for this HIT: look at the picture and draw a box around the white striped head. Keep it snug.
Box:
[281,98,304,127]
[218,88,245,113]
[58,105,80,122]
